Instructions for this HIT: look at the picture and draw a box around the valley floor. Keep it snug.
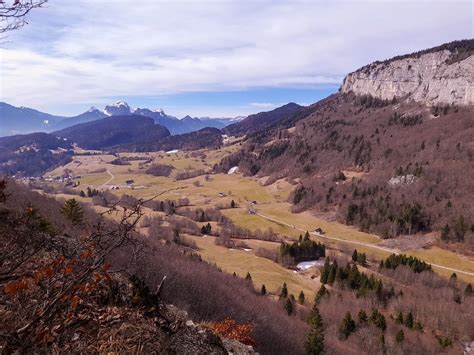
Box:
[44,146,474,285]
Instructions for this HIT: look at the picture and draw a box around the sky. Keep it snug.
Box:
[0,0,472,118]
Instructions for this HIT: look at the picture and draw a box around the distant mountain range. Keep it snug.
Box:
[0,101,244,137]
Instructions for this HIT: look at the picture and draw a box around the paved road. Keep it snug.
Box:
[254,212,474,278]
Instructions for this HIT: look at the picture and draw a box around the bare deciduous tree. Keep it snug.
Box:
[0,0,47,33]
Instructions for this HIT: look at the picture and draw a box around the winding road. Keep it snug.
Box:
[254,212,474,278]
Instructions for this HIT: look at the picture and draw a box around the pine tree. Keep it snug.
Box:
[230,199,236,208]
[315,285,328,304]
[245,272,252,281]
[261,284,267,295]
[376,314,387,332]
[339,312,356,339]
[280,282,288,298]
[284,298,293,315]
[404,312,414,329]
[441,224,450,241]
[306,306,325,355]
[395,311,404,324]
[413,321,423,331]
[357,309,368,324]
[465,283,473,296]
[395,329,405,343]
[449,273,457,287]
[375,281,384,302]
[304,231,310,241]
[352,249,358,262]
[173,229,180,243]
[60,198,84,225]
[299,234,303,243]
[327,262,337,285]
[358,253,367,266]
[201,223,211,235]
[320,257,330,284]
[298,290,305,304]
[380,334,386,354]
[370,309,386,331]
[79,190,86,198]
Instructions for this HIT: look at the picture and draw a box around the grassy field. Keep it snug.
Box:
[186,235,319,297]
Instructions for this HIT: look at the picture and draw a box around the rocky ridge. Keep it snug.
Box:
[341,41,474,106]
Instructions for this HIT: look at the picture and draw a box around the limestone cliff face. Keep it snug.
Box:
[341,48,474,106]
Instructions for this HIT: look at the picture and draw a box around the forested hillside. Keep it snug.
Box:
[216,92,474,242]
[53,116,171,150]
[0,132,73,176]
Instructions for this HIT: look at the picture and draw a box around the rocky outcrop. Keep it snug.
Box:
[341,43,474,106]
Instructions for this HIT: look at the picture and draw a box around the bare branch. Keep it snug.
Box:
[0,0,47,33]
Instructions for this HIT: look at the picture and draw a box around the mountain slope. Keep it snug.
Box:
[0,102,65,136]
[217,40,474,242]
[224,103,304,137]
[0,132,73,176]
[53,107,108,130]
[54,115,170,150]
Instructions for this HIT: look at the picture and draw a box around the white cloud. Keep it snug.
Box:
[251,102,278,109]
[0,0,472,113]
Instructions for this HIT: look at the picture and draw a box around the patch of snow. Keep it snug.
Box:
[243,248,252,252]
[228,166,239,174]
[463,341,474,354]
[296,260,325,271]
[114,100,129,107]
[166,149,179,154]
[49,147,68,155]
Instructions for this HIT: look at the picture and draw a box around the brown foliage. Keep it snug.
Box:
[205,318,256,346]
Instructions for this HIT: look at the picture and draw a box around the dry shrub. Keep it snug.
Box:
[175,169,206,181]
[205,318,256,346]
[146,164,174,177]
[255,247,278,262]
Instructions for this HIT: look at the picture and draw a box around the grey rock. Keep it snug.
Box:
[341,50,474,106]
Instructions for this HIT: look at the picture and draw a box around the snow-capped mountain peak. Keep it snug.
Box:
[104,101,132,116]
[114,100,130,108]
